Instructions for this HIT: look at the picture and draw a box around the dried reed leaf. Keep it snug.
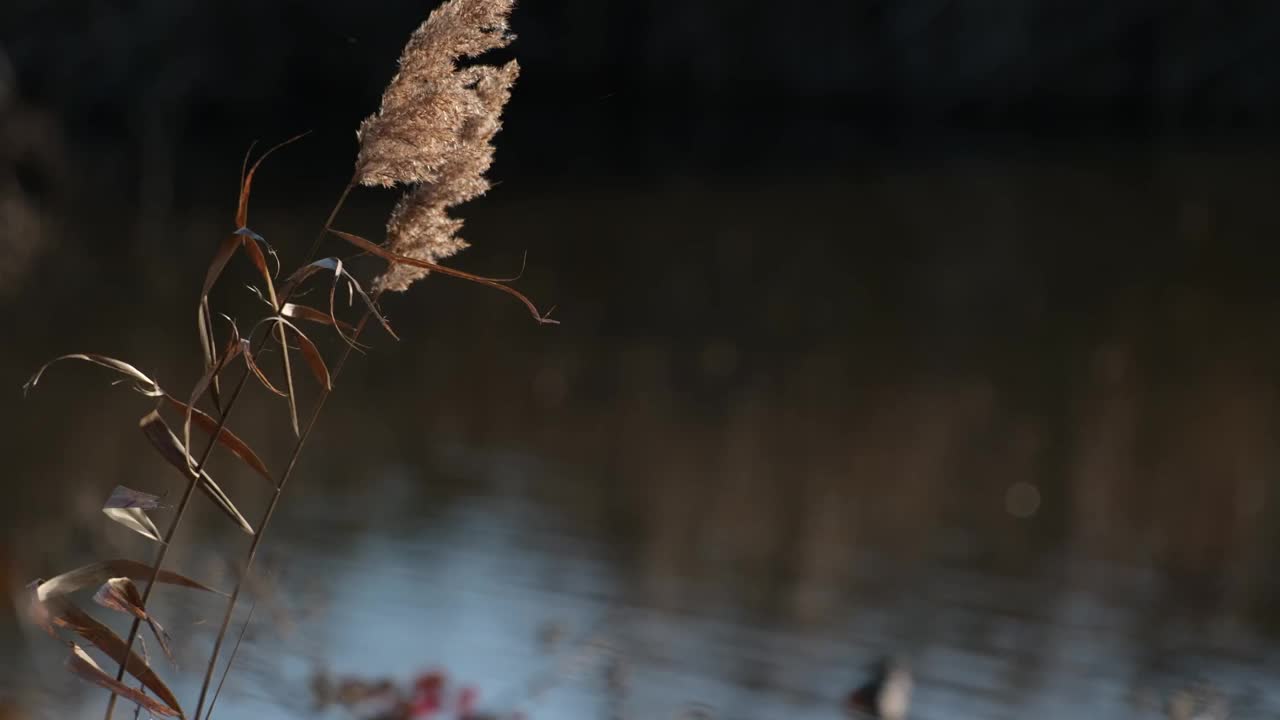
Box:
[235,228,279,288]
[270,318,330,390]
[104,486,165,511]
[239,339,287,398]
[201,132,304,416]
[23,354,163,397]
[234,225,298,434]
[161,395,272,485]
[103,486,165,542]
[285,257,398,340]
[66,642,180,718]
[34,559,218,603]
[329,229,557,324]
[183,328,245,467]
[281,302,358,335]
[35,597,184,716]
[93,578,175,663]
[139,411,255,534]
[103,508,163,543]
[198,236,243,413]
[236,133,308,229]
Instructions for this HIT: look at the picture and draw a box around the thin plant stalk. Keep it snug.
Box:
[105,181,357,720]
[104,365,253,720]
[204,595,258,719]
[193,296,380,720]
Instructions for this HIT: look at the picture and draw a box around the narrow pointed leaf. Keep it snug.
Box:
[66,643,181,718]
[34,559,219,603]
[281,302,357,335]
[104,486,164,511]
[94,578,175,663]
[236,133,308,228]
[273,318,330,390]
[329,228,558,324]
[139,411,255,534]
[198,237,243,416]
[44,598,183,716]
[183,330,244,468]
[239,340,287,398]
[24,354,163,397]
[235,227,279,281]
[285,255,399,340]
[161,395,272,485]
[103,508,162,543]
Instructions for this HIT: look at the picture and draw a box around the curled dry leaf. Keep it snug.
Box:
[240,338,288,397]
[235,227,279,287]
[36,597,184,716]
[23,354,163,397]
[238,229,297,416]
[269,317,331,390]
[329,228,557,324]
[66,642,181,718]
[103,487,164,542]
[282,302,358,336]
[183,327,245,468]
[103,504,163,543]
[94,578,175,663]
[236,133,309,229]
[284,257,398,342]
[161,395,272,485]
[198,239,242,414]
[198,133,306,415]
[104,486,164,511]
[34,559,218,603]
[139,410,255,534]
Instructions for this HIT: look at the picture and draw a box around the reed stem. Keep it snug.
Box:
[104,178,357,720]
[104,366,253,720]
[193,296,379,720]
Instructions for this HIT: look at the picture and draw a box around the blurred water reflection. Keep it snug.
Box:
[4,145,1280,718]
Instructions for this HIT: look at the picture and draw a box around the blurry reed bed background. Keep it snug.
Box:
[5,138,1280,591]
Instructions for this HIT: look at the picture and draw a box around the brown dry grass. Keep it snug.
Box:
[18,2,551,719]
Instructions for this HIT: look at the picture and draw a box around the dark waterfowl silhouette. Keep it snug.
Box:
[846,657,912,720]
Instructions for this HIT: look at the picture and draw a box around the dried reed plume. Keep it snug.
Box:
[356,0,519,292]
[22,1,548,719]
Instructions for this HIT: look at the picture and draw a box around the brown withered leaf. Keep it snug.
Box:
[66,642,181,718]
[103,487,164,541]
[236,133,308,228]
[239,339,288,398]
[284,257,398,342]
[270,318,331,390]
[94,578,175,663]
[198,237,243,414]
[34,559,218,603]
[139,411,255,534]
[198,133,305,416]
[103,507,162,543]
[23,353,164,397]
[183,326,245,467]
[40,597,184,716]
[161,395,272,485]
[235,142,304,437]
[104,486,165,511]
[328,228,557,324]
[235,228,279,288]
[281,302,358,335]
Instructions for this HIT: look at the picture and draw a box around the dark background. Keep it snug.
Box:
[3,0,1280,334]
